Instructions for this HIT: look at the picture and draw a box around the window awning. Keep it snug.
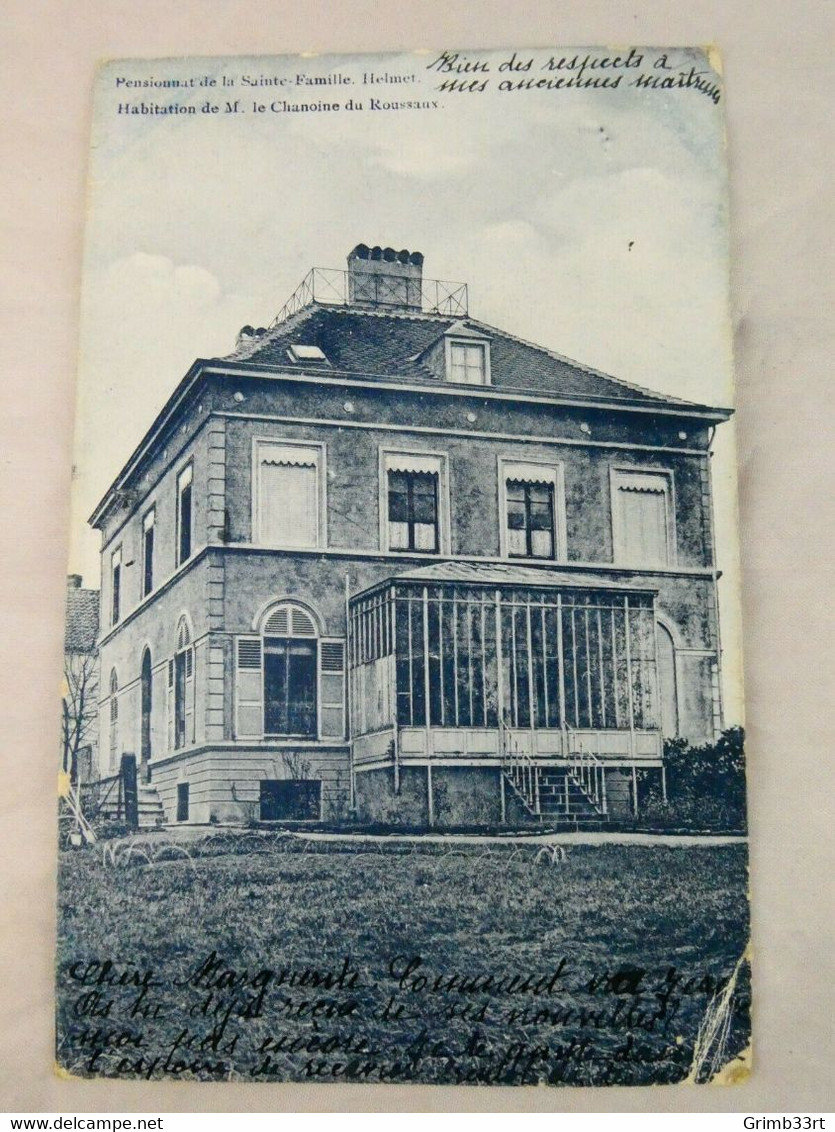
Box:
[260,445,319,468]
[503,462,557,485]
[615,473,667,493]
[385,453,440,476]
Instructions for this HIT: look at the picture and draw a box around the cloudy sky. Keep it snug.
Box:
[70,46,743,719]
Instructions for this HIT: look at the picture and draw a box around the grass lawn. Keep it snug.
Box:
[56,837,750,1087]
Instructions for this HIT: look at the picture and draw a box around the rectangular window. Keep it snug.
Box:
[448,341,487,385]
[176,464,193,566]
[110,547,121,626]
[612,470,673,567]
[142,508,155,597]
[507,481,555,558]
[382,451,446,554]
[176,782,189,822]
[259,779,322,821]
[501,462,564,560]
[388,470,439,552]
[256,442,322,548]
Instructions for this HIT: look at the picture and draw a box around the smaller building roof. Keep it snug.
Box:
[65,579,100,652]
[353,560,657,599]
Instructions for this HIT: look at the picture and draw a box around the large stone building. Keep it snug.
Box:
[91,244,730,826]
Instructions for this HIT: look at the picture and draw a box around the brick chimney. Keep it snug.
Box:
[347,244,424,311]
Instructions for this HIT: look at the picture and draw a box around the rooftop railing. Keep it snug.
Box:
[270,267,469,327]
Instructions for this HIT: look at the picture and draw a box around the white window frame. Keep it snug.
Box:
[444,337,491,386]
[378,448,450,555]
[610,466,677,567]
[498,458,567,561]
[175,461,194,567]
[252,438,327,549]
[287,344,329,364]
[141,506,155,598]
[110,546,122,627]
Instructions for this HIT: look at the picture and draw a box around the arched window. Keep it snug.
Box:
[168,616,194,750]
[263,603,319,737]
[108,668,119,771]
[234,600,345,741]
[657,621,679,738]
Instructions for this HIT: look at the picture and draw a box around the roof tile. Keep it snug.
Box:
[224,305,688,407]
[65,588,100,652]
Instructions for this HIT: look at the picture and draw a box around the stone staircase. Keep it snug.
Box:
[502,760,609,823]
[96,782,167,828]
[536,768,607,821]
[500,722,608,824]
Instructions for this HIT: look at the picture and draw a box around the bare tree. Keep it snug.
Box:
[62,646,99,784]
[280,750,313,780]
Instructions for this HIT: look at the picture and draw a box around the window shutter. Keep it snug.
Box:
[259,452,319,548]
[166,659,174,750]
[319,639,345,739]
[235,636,263,739]
[263,607,289,635]
[616,477,670,566]
[185,648,195,744]
[291,607,316,636]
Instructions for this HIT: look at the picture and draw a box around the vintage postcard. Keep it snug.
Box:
[57,46,749,1088]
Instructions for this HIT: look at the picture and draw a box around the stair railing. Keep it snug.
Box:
[81,771,122,820]
[499,719,540,816]
[565,729,608,816]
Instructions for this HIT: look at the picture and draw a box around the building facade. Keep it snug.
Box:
[91,244,730,826]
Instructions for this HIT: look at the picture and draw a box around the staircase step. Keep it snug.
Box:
[96,784,166,828]
[503,764,608,823]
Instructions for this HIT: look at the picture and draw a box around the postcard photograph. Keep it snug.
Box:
[56,45,750,1089]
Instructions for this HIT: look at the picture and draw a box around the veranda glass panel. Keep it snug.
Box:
[388,585,658,734]
[628,604,659,729]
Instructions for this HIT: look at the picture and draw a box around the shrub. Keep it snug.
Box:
[643,726,747,832]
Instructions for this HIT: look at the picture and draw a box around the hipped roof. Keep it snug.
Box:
[90,299,731,528]
[227,304,706,409]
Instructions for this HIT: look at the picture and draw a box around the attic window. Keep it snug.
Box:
[287,344,328,364]
[443,330,491,385]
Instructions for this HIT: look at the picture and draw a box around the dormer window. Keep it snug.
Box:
[287,344,329,364]
[440,323,491,385]
[448,341,487,384]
